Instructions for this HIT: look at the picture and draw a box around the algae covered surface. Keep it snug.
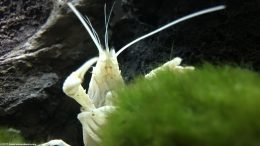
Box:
[101,65,260,146]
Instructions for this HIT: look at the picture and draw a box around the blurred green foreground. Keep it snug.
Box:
[101,65,260,146]
[0,127,26,143]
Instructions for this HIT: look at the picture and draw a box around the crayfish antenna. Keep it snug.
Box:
[68,2,103,53]
[116,5,226,57]
[104,2,116,51]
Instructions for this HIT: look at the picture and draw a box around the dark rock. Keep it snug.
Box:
[0,0,53,56]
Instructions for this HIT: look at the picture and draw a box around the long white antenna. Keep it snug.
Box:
[83,15,101,45]
[116,5,226,56]
[104,2,116,51]
[68,2,103,52]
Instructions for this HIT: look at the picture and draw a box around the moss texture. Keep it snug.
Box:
[101,65,260,146]
[0,127,26,143]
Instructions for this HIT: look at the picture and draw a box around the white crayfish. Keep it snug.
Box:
[41,2,225,146]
